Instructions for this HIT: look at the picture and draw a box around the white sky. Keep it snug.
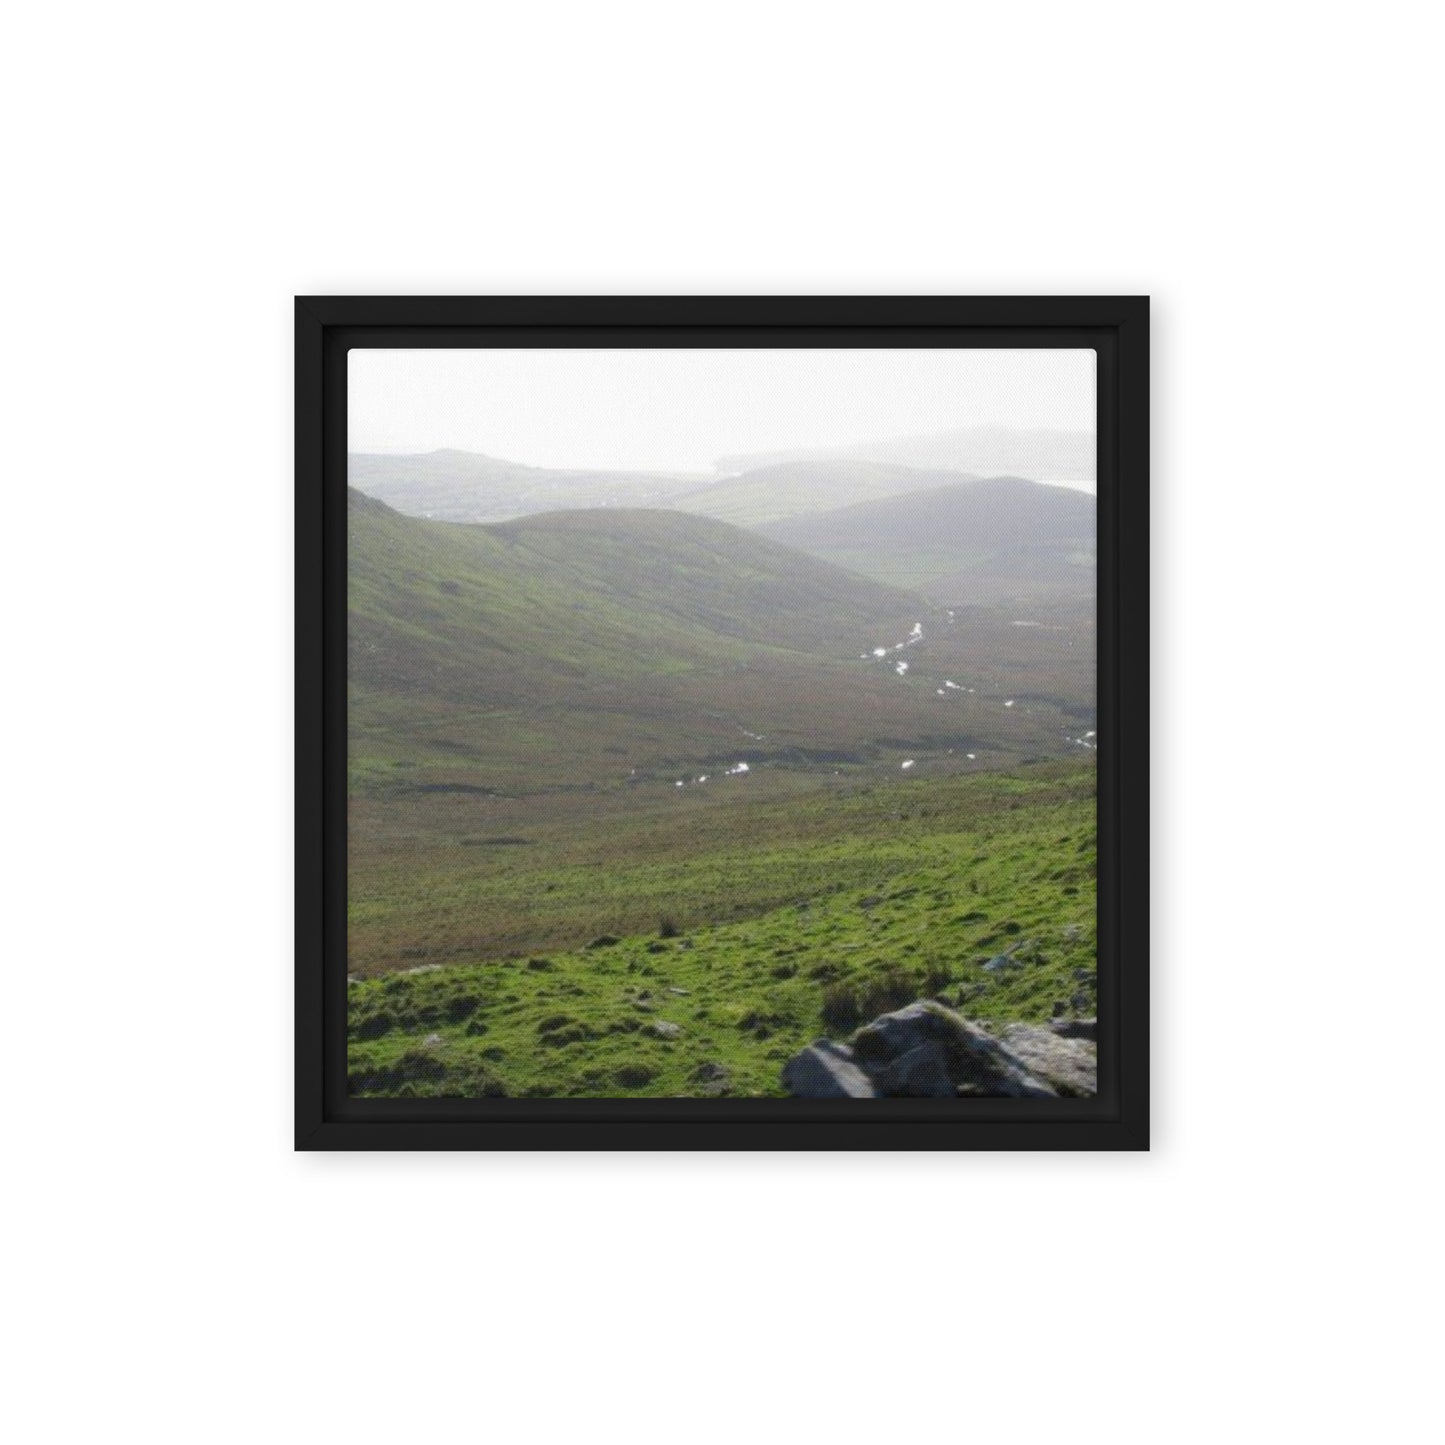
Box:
[349,348,1095,473]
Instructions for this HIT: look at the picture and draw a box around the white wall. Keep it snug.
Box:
[6,3,1439,1441]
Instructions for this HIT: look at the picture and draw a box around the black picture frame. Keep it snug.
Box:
[296,295,1149,1151]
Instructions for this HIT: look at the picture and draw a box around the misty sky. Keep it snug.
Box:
[349,348,1095,474]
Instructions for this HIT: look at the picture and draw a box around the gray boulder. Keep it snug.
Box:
[999,1023,1097,1096]
[1051,1017,1097,1041]
[782,1040,879,1098]
[853,1001,1057,1097]
[871,1041,956,1097]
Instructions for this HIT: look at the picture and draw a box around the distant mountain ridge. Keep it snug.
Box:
[348,449,704,524]
[348,448,987,530]
[667,459,982,527]
[715,425,1095,484]
[348,425,1094,531]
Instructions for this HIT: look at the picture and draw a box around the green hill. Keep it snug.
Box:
[349,487,922,701]
[349,490,965,796]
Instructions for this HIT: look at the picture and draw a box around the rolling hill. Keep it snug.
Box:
[348,489,1094,803]
[757,475,1097,604]
[348,487,921,702]
[350,489,927,797]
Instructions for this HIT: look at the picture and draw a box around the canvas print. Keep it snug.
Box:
[346,347,1098,1099]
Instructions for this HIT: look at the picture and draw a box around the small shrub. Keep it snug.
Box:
[858,967,918,1020]
[820,983,861,1033]
[349,1047,449,1096]
[353,1009,397,1040]
[657,916,680,939]
[537,1016,597,1047]
[395,1047,446,1078]
[614,1065,657,1089]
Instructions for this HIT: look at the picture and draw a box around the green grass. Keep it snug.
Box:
[348,762,1096,1098]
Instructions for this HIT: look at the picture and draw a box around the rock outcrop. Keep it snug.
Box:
[780,1040,880,1097]
[783,1000,1097,1098]
[996,1022,1097,1097]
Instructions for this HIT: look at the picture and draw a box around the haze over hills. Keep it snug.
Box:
[715,425,1095,485]
[347,448,986,529]
[758,476,1096,604]
[348,448,704,524]
[667,459,982,527]
[348,424,1095,531]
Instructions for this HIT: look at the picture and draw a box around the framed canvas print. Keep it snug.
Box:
[295,296,1148,1150]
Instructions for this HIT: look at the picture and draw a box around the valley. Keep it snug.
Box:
[346,445,1097,1098]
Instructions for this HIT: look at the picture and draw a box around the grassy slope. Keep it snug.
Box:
[349,488,922,703]
[348,762,1096,1098]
